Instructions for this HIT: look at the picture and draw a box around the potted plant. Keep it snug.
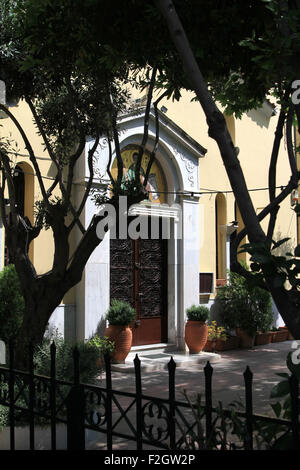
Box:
[185,305,209,354]
[204,321,227,352]
[271,327,289,343]
[285,326,294,340]
[104,299,136,363]
[87,334,115,368]
[216,333,240,351]
[216,279,226,287]
[255,330,273,346]
[217,270,273,349]
[279,326,292,340]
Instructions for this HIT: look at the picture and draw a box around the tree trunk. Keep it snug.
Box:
[155,0,300,340]
[264,281,300,340]
[14,280,69,370]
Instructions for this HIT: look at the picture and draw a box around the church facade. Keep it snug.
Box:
[0,84,298,349]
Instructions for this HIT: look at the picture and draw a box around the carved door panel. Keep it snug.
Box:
[133,238,168,345]
[110,239,134,308]
[110,231,168,346]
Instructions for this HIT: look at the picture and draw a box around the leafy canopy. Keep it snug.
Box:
[3,0,300,117]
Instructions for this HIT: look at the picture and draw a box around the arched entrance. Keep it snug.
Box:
[109,147,168,346]
[74,109,205,348]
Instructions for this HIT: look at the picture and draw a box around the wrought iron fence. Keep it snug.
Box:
[0,341,299,450]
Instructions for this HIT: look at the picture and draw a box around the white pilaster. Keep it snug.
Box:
[179,196,200,349]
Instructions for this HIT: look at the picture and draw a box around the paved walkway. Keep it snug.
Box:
[109,340,293,414]
[86,340,295,450]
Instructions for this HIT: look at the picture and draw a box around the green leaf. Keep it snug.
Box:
[282,396,291,410]
[270,402,282,417]
[271,431,293,450]
[294,245,300,257]
[270,380,290,398]
[276,373,290,379]
[293,204,300,214]
[271,238,291,250]
[250,253,270,264]
[273,274,286,288]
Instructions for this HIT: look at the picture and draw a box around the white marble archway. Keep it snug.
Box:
[73,108,206,349]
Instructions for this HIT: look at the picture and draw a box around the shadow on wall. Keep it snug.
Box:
[96,318,107,337]
[246,100,275,129]
[208,298,223,325]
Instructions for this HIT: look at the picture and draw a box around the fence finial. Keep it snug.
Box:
[204,361,213,375]
[243,365,253,381]
[168,356,176,373]
[134,353,141,367]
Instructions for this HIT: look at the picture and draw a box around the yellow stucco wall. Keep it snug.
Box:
[1,102,56,273]
[158,90,297,283]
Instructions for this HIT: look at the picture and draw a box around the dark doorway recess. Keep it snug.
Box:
[110,218,168,346]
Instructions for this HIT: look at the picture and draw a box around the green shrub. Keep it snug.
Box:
[0,333,115,429]
[186,305,210,322]
[0,264,24,344]
[0,405,9,431]
[33,333,114,384]
[216,271,273,336]
[184,377,298,450]
[105,299,136,325]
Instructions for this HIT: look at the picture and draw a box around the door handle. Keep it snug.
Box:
[135,320,141,328]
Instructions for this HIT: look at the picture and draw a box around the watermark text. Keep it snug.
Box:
[96,196,182,240]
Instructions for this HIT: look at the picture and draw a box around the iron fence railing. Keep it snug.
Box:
[0,341,299,450]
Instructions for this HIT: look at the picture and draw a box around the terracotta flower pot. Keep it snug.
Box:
[204,339,217,352]
[104,324,132,363]
[279,327,290,341]
[236,328,255,348]
[217,336,240,351]
[288,330,294,340]
[185,321,208,354]
[255,332,272,346]
[216,336,240,351]
[272,329,289,342]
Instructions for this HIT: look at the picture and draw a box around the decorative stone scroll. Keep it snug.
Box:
[172,148,196,188]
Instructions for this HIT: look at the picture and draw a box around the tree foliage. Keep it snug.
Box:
[0,0,166,362]
[1,0,300,353]
[0,264,24,343]
[155,0,300,338]
[217,271,273,336]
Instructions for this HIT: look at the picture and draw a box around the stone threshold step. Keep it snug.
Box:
[130,343,176,353]
[111,350,221,373]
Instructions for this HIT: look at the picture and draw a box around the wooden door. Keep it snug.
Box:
[110,232,168,346]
